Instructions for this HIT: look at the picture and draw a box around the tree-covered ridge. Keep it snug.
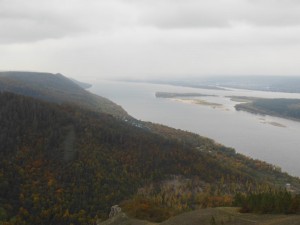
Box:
[234,97,300,121]
[1,92,299,224]
[0,71,128,118]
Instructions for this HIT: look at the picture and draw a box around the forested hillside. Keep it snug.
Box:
[0,71,127,118]
[1,92,299,224]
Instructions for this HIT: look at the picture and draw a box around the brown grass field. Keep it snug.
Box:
[100,207,300,225]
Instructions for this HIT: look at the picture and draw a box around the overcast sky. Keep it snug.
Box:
[1,0,300,80]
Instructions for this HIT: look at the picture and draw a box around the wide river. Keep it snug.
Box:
[89,80,300,177]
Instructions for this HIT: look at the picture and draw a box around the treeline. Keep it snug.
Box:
[235,190,300,214]
[236,98,300,120]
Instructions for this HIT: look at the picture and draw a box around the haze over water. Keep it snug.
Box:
[90,81,300,177]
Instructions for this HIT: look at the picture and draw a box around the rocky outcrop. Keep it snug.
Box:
[109,205,122,218]
[98,205,129,225]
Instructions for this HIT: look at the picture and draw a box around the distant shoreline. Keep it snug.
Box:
[155,92,224,109]
[171,98,223,109]
[118,77,300,94]
[232,96,300,123]
[155,92,215,98]
[157,92,300,123]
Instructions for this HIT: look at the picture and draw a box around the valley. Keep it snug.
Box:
[0,72,300,225]
[2,0,300,224]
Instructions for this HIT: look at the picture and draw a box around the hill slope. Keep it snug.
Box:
[100,207,300,225]
[160,207,300,225]
[0,71,128,118]
[0,92,299,224]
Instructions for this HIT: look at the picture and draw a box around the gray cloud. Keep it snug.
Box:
[2,0,300,45]
[0,0,86,44]
[135,0,300,29]
[0,18,84,44]
[0,0,141,44]
[1,0,300,78]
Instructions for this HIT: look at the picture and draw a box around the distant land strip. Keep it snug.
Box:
[155,92,216,98]
[231,96,300,122]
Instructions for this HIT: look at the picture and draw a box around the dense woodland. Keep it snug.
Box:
[235,190,300,214]
[235,98,300,121]
[0,92,299,224]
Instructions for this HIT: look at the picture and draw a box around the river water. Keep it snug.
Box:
[89,80,300,177]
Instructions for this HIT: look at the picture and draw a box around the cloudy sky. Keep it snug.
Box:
[1,0,300,80]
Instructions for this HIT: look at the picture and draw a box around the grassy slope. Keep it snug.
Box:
[100,208,300,225]
[161,207,300,225]
[0,71,128,118]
